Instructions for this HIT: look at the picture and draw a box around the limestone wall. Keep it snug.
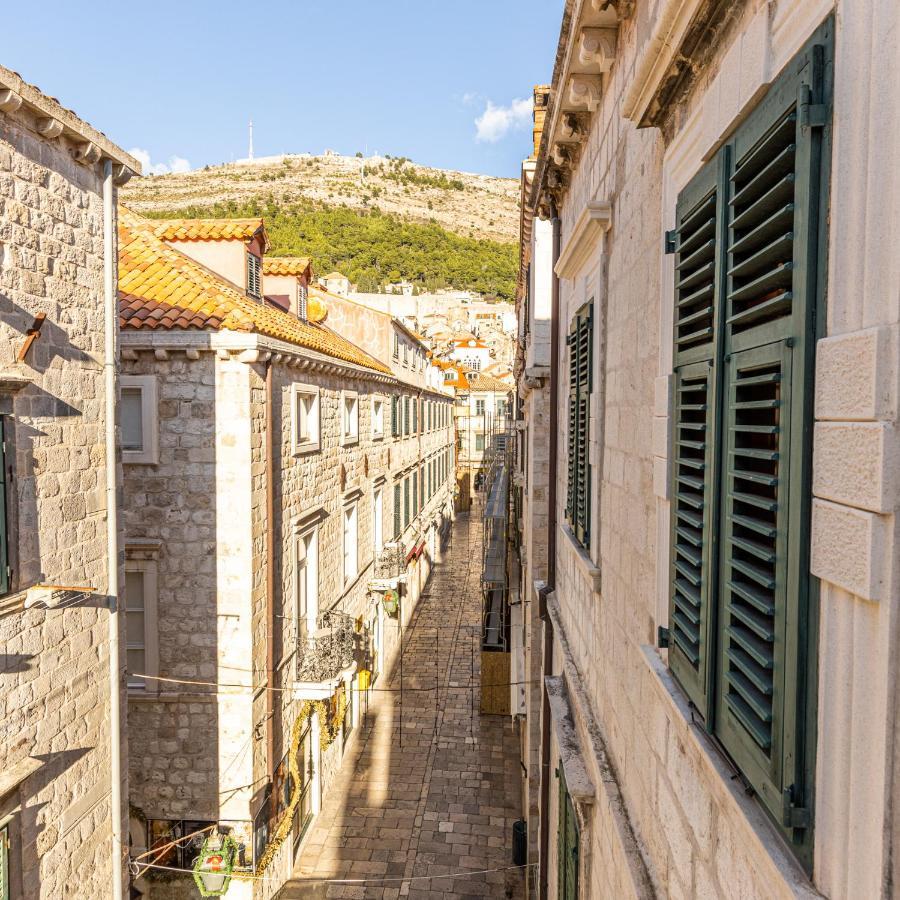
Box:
[0,96,125,896]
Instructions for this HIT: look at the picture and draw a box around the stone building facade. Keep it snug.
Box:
[450,369,513,506]
[118,210,455,898]
[0,67,139,898]
[514,1,899,899]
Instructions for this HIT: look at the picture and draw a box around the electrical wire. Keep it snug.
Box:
[132,858,535,885]
[129,671,542,694]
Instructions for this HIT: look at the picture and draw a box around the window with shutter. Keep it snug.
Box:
[557,768,579,900]
[393,483,401,539]
[665,20,831,867]
[247,253,261,298]
[0,416,7,595]
[403,477,410,530]
[566,305,593,546]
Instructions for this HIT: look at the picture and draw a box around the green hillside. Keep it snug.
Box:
[144,199,517,301]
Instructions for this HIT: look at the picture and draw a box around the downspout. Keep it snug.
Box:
[538,201,561,900]
[103,158,124,900]
[265,359,276,784]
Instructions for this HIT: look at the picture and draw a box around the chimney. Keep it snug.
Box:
[532,85,551,158]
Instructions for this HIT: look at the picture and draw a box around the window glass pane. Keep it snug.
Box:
[125,570,144,610]
[127,610,145,644]
[127,648,145,681]
[121,388,144,451]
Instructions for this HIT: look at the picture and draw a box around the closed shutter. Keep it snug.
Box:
[403,478,410,529]
[668,362,717,714]
[412,398,418,434]
[391,396,398,436]
[566,306,592,545]
[664,20,830,862]
[715,343,792,810]
[0,417,8,596]
[557,769,579,900]
[393,483,401,539]
[668,157,724,718]
[0,824,9,900]
[713,31,829,838]
[412,470,418,516]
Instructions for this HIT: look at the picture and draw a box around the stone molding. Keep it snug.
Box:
[546,590,655,897]
[555,201,612,278]
[0,63,140,175]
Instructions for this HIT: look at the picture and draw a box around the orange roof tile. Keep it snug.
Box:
[263,257,312,276]
[152,218,267,245]
[118,208,391,375]
[465,372,513,393]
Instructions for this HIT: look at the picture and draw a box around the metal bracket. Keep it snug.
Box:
[799,84,827,130]
[664,230,677,255]
[657,625,670,649]
[782,784,810,829]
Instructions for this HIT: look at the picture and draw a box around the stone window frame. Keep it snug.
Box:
[291,383,321,455]
[342,497,359,585]
[372,482,385,557]
[294,521,320,650]
[340,390,359,447]
[371,394,385,441]
[121,374,159,465]
[124,544,160,695]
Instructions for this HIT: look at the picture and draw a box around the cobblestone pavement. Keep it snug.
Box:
[279,511,524,900]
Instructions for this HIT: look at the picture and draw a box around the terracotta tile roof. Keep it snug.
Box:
[152,218,266,245]
[118,208,391,375]
[263,257,312,276]
[454,337,489,349]
[464,372,513,393]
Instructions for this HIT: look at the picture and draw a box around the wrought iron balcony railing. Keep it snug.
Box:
[374,542,406,580]
[296,611,355,683]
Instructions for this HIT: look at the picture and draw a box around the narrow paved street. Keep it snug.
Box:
[279,511,524,899]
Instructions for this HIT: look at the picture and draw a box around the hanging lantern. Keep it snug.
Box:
[192,829,238,897]
[382,588,399,617]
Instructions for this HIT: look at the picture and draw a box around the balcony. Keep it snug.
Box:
[295,611,357,699]
[370,542,407,590]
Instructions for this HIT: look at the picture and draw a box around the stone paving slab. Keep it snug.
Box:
[278,512,524,899]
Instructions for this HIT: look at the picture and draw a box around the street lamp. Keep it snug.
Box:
[192,828,238,897]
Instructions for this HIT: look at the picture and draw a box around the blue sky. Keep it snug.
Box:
[2,1,562,179]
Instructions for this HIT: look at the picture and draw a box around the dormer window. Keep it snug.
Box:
[298,283,308,321]
[247,253,262,298]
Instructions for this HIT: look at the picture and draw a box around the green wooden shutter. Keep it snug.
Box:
[711,24,831,850]
[668,153,726,721]
[565,320,579,525]
[557,768,579,900]
[668,362,717,715]
[575,306,592,544]
[0,824,9,900]
[391,397,398,436]
[0,417,8,596]
[393,483,401,539]
[715,343,792,813]
[403,477,410,529]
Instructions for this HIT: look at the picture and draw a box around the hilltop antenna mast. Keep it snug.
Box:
[248,118,254,161]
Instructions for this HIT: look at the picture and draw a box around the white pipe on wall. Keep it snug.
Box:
[103,158,124,900]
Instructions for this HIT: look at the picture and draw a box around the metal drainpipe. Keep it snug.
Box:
[102,158,124,900]
[265,359,276,784]
[538,201,561,900]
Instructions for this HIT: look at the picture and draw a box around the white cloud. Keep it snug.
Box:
[129,147,191,176]
[474,97,532,143]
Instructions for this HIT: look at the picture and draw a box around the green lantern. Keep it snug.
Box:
[382,588,399,617]
[192,829,238,897]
